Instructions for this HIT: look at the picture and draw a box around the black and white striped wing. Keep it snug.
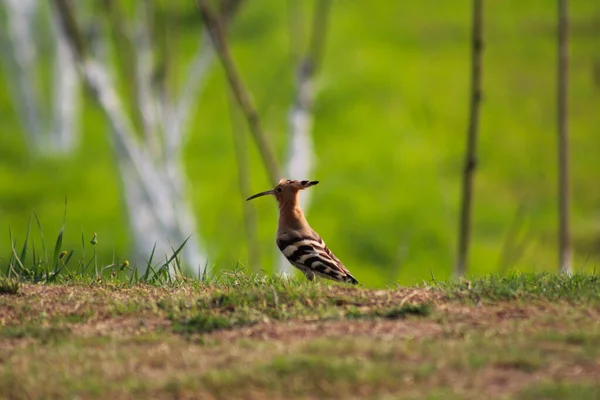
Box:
[276,234,359,284]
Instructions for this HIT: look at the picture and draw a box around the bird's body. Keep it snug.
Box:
[247,179,358,284]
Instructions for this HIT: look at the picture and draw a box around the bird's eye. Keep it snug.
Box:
[276,187,283,193]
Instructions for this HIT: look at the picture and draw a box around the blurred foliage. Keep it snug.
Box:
[0,0,599,286]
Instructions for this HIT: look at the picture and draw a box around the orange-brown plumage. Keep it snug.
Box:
[247,179,358,284]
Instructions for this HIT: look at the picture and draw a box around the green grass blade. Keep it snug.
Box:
[82,246,98,275]
[92,233,98,277]
[19,215,32,265]
[33,212,48,265]
[144,264,158,283]
[201,260,208,283]
[169,241,185,277]
[163,254,172,284]
[143,242,157,282]
[31,240,37,270]
[129,265,138,284]
[80,231,86,274]
[163,236,190,271]
[153,237,191,283]
[63,250,75,267]
[52,225,65,273]
[9,227,26,274]
[94,248,98,278]
[6,227,16,276]
[51,198,68,277]
[101,264,117,272]
[84,254,95,275]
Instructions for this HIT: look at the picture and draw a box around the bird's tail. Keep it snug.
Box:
[345,274,359,285]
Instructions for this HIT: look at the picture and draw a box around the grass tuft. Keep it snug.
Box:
[2,213,193,286]
[0,276,20,294]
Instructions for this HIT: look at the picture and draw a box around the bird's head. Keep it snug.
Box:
[246,179,319,204]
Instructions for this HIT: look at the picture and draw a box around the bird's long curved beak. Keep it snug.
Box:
[246,189,274,201]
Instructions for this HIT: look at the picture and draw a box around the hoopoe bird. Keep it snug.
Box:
[247,179,359,285]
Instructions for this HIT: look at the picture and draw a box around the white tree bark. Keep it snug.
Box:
[1,0,80,153]
[276,0,331,275]
[2,0,41,146]
[53,1,214,275]
[278,61,317,275]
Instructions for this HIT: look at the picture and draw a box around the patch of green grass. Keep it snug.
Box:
[161,273,438,335]
[493,357,542,373]
[517,382,600,400]
[172,313,243,334]
[166,277,371,333]
[199,348,416,398]
[380,303,432,319]
[538,331,600,362]
[58,312,92,324]
[346,303,433,320]
[1,323,70,343]
[544,331,600,347]
[562,332,600,346]
[442,338,547,373]
[433,272,600,303]
[194,332,566,398]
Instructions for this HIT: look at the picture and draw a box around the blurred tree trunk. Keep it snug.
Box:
[277,0,332,275]
[228,92,261,271]
[456,0,483,277]
[557,0,572,274]
[51,0,242,274]
[197,0,281,185]
[0,0,80,154]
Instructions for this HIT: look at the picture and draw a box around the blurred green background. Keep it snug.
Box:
[1,1,599,287]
